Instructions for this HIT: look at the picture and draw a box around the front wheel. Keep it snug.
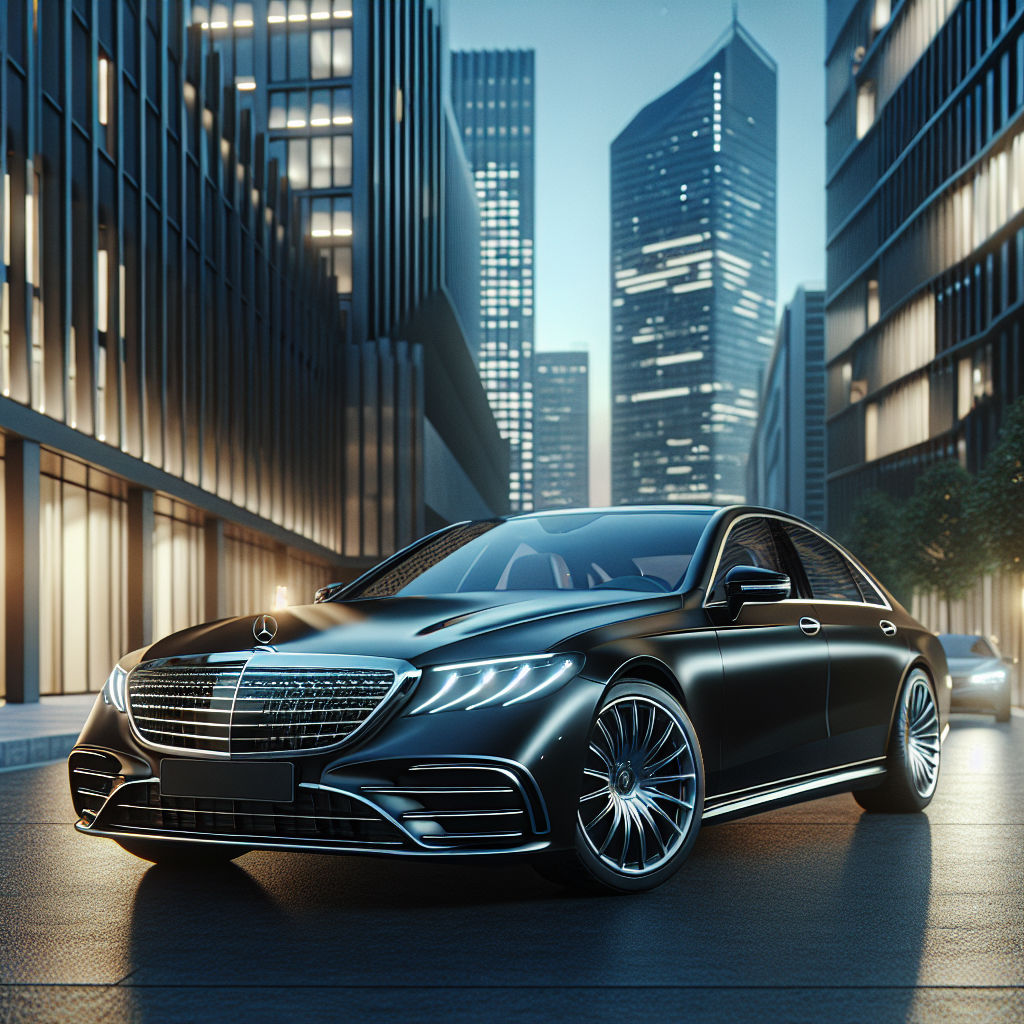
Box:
[533,681,704,893]
[854,668,940,814]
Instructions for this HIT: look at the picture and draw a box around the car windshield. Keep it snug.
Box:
[939,634,997,659]
[346,511,714,598]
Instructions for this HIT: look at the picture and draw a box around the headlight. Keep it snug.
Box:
[101,647,149,713]
[969,669,1006,685]
[408,654,583,715]
[102,665,129,712]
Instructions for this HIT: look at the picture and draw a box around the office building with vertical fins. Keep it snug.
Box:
[610,19,776,506]
[451,49,535,512]
[747,286,826,528]
[533,351,589,510]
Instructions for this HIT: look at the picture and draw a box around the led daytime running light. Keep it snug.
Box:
[969,669,1006,684]
[102,664,129,713]
[409,655,582,715]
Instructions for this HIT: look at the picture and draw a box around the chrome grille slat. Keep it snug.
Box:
[128,659,397,755]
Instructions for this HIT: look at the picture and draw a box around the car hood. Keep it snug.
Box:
[141,589,683,666]
[946,656,1004,678]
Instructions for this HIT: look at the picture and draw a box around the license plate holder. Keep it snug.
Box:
[160,759,294,802]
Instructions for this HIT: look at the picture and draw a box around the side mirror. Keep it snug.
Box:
[314,582,347,604]
[724,565,791,620]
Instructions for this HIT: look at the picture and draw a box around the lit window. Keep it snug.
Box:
[310,0,331,19]
[333,29,353,76]
[209,3,229,29]
[333,87,353,124]
[98,56,110,125]
[310,197,331,236]
[287,90,308,127]
[332,135,352,186]
[288,0,308,22]
[233,2,255,27]
[288,138,309,189]
[311,138,333,188]
[310,89,332,125]
[269,92,287,129]
[236,75,257,91]
[311,29,351,78]
[333,196,352,236]
[267,0,286,22]
[333,1,352,15]
[856,81,876,139]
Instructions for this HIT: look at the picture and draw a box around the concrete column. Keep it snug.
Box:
[127,488,154,651]
[5,439,40,703]
[204,517,226,621]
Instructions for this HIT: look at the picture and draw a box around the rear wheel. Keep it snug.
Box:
[854,669,940,813]
[114,838,249,866]
[533,681,704,893]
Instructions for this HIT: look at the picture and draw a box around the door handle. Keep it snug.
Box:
[799,617,820,636]
[879,620,897,636]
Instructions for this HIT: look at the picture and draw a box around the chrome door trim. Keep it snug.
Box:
[702,512,892,611]
[707,755,886,803]
[703,764,886,819]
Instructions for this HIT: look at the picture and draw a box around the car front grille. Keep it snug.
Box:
[127,659,397,756]
[104,781,406,848]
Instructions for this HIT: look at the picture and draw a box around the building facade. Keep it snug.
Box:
[198,0,507,531]
[0,0,501,702]
[825,0,1024,524]
[610,21,776,506]
[533,351,589,510]
[451,49,535,512]
[747,286,826,528]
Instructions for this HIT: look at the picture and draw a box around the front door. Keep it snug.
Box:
[708,516,830,795]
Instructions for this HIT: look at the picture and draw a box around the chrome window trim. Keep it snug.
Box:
[125,651,420,760]
[702,512,892,612]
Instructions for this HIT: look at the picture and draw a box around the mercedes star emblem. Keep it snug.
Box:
[253,614,278,645]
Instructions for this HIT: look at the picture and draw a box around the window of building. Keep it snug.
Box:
[856,81,876,139]
[320,245,352,293]
[287,138,308,189]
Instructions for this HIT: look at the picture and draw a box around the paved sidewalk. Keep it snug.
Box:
[0,693,96,770]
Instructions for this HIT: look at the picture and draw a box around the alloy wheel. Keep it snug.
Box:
[578,695,697,876]
[904,674,940,799]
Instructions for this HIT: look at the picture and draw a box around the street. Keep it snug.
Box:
[1,712,1022,1024]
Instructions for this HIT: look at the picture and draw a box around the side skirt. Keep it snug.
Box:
[702,763,886,825]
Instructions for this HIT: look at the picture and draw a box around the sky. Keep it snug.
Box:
[448,0,826,505]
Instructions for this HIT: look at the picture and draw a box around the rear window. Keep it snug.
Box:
[346,511,713,598]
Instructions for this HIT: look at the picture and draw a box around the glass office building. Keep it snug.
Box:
[826,0,1024,520]
[826,0,1024,667]
[451,49,535,512]
[533,352,589,510]
[610,21,776,506]
[747,286,826,528]
[0,0,502,701]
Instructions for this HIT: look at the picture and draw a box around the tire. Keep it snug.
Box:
[854,668,940,814]
[533,680,704,894]
[114,837,249,866]
[995,684,1011,723]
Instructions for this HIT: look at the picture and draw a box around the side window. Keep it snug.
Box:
[708,517,789,604]
[782,525,862,603]
[847,559,888,606]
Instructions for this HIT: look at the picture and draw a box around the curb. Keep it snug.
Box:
[0,734,79,771]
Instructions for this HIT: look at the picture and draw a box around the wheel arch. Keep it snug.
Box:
[606,656,686,709]
[883,657,939,751]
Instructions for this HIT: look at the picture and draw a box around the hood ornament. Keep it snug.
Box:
[253,614,278,645]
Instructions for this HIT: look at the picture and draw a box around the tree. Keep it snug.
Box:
[841,490,912,605]
[973,397,1024,575]
[901,461,987,601]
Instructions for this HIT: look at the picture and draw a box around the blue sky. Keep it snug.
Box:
[448,0,826,504]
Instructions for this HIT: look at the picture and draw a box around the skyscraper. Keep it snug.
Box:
[451,50,535,512]
[534,352,590,510]
[610,21,776,506]
[748,286,826,528]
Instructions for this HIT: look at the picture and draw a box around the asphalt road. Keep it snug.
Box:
[1,712,1022,1024]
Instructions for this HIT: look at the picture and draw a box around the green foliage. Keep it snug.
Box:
[901,461,987,601]
[972,397,1024,575]
[841,490,912,605]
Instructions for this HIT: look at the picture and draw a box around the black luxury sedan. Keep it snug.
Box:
[939,633,1014,722]
[70,506,950,893]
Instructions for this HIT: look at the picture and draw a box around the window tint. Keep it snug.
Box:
[847,559,887,606]
[709,517,788,604]
[939,634,997,659]
[783,525,862,603]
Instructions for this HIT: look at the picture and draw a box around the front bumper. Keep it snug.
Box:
[70,675,603,859]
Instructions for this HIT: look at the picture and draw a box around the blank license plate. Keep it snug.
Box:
[160,759,294,802]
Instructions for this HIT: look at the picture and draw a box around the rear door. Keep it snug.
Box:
[709,516,830,794]
[778,523,910,765]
